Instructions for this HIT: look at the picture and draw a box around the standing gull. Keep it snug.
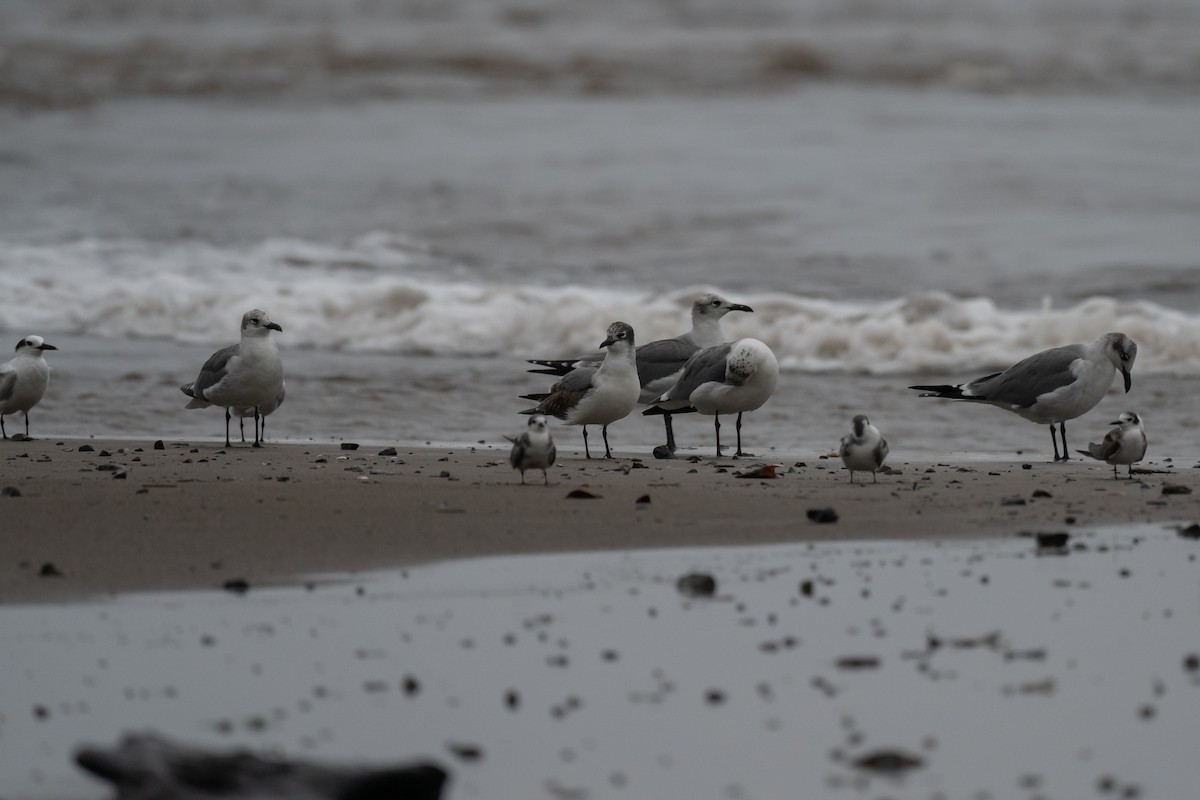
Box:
[527,293,754,455]
[643,338,779,457]
[0,335,58,440]
[181,309,285,448]
[506,414,557,485]
[520,322,640,459]
[910,332,1137,461]
[839,415,889,483]
[1077,411,1146,479]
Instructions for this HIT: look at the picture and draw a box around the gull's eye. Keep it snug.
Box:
[711,299,721,307]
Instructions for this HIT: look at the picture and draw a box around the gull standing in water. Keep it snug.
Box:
[643,338,778,457]
[839,414,889,483]
[1078,411,1147,479]
[520,322,640,459]
[506,414,557,485]
[0,335,58,440]
[181,309,285,448]
[527,293,754,456]
[910,332,1137,461]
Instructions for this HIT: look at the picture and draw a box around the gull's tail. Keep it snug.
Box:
[180,382,212,409]
[1076,443,1105,461]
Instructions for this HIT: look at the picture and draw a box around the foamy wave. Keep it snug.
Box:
[2,237,1198,375]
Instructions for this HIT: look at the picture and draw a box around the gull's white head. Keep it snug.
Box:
[1110,411,1142,428]
[1102,332,1137,393]
[599,321,635,351]
[692,293,754,321]
[527,414,550,433]
[725,338,776,383]
[14,335,57,356]
[242,309,283,336]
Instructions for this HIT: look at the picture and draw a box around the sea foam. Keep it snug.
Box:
[3,235,1198,375]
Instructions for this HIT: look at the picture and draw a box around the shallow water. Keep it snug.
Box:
[3,525,1200,799]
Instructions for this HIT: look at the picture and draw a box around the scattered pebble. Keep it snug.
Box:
[2,486,21,497]
[378,447,398,456]
[340,442,360,451]
[806,508,838,523]
[38,562,64,578]
[77,444,95,452]
[222,579,250,595]
[153,440,165,450]
[566,489,600,499]
[1162,484,1191,495]
[851,749,923,774]
[676,572,717,598]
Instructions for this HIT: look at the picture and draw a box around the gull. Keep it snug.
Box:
[0,335,58,440]
[527,293,754,455]
[181,309,284,448]
[910,332,1137,461]
[234,382,285,443]
[1077,411,1146,479]
[520,322,640,459]
[506,414,557,485]
[839,415,889,483]
[643,338,779,457]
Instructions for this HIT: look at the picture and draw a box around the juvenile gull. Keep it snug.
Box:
[520,322,640,459]
[0,335,57,440]
[506,414,557,485]
[839,414,889,483]
[181,309,284,448]
[527,293,754,455]
[234,382,285,443]
[1077,411,1147,479]
[643,338,779,457]
[910,332,1137,461]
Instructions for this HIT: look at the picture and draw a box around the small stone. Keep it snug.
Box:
[1036,532,1071,549]
[1163,484,1192,496]
[446,742,483,762]
[78,444,95,452]
[835,655,881,670]
[1032,489,1053,498]
[799,580,814,597]
[38,562,64,578]
[377,447,398,456]
[566,489,600,499]
[222,579,250,595]
[153,440,165,450]
[2,486,21,497]
[1178,523,1200,539]
[635,494,651,506]
[340,442,359,451]
[852,749,924,774]
[1021,463,1033,470]
[1000,496,1027,506]
[806,507,838,523]
[676,572,717,598]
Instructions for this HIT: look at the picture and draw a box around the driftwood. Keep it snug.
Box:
[75,733,449,800]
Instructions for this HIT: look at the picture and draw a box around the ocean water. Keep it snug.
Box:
[1,0,1199,456]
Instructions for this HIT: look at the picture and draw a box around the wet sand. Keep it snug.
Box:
[2,439,1196,604]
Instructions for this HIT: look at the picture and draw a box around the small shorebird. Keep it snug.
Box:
[0,335,58,440]
[520,322,640,459]
[644,338,779,457]
[910,332,1137,461]
[507,414,557,485]
[839,414,889,483]
[181,309,285,448]
[1077,411,1147,479]
[527,293,753,455]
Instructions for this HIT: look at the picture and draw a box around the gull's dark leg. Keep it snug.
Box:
[582,425,591,459]
[25,412,31,438]
[1113,465,1119,479]
[714,414,723,457]
[224,407,232,448]
[664,413,676,452]
[734,412,751,457]
[239,416,245,443]
[601,424,613,459]
[1057,421,1069,461]
[253,407,263,448]
[1049,424,1061,461]
[1,414,6,439]
[542,468,549,486]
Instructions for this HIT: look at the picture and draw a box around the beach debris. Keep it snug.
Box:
[565,489,600,499]
[736,463,782,479]
[799,579,814,597]
[78,444,95,452]
[38,562,64,578]
[402,675,421,696]
[635,494,651,506]
[340,442,359,451]
[807,507,838,523]
[676,572,718,598]
[2,486,20,497]
[153,440,165,450]
[222,579,251,595]
[851,748,924,774]
[1035,532,1071,550]
[378,447,398,456]
[1162,483,1192,495]
[445,742,483,762]
[1000,495,1026,506]
[835,655,881,671]
[1177,523,1200,540]
[74,733,449,800]
[1032,489,1053,498]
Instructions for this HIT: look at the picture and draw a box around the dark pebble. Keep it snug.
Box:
[1022,463,1033,470]
[1177,524,1200,539]
[2,486,21,497]
[566,489,600,499]
[799,579,814,597]
[806,508,838,523]
[835,655,881,670]
[1183,654,1199,672]
[1036,532,1071,549]
[852,749,924,773]
[1032,489,1053,498]
[38,562,64,578]
[635,494,651,505]
[446,742,483,762]
[378,447,398,456]
[222,579,250,595]
[153,440,165,450]
[402,676,420,696]
[1162,484,1192,495]
[78,444,95,452]
[340,442,360,451]
[1000,496,1027,506]
[676,572,717,598]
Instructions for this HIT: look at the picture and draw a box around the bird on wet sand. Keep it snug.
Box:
[840,414,889,483]
[520,322,640,459]
[506,414,557,485]
[910,332,1137,462]
[644,338,779,457]
[527,293,754,456]
[0,335,58,440]
[181,309,285,448]
[1077,411,1147,479]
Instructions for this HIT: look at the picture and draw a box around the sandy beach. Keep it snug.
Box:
[3,438,1196,604]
